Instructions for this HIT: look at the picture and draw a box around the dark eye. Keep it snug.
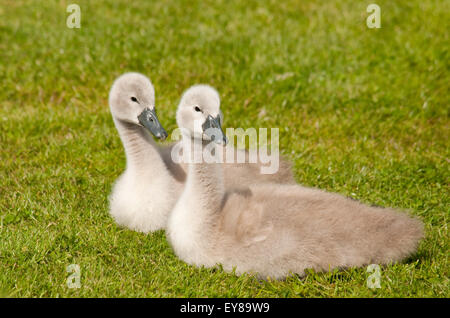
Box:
[131,97,138,103]
[194,106,202,112]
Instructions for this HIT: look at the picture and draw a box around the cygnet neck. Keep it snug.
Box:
[114,117,168,175]
[181,132,225,210]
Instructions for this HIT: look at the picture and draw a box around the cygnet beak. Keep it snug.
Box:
[137,107,168,140]
[202,115,228,145]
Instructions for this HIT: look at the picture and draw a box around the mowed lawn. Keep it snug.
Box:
[0,0,448,297]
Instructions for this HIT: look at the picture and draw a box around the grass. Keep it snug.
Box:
[0,0,448,297]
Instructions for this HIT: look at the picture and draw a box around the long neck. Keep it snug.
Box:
[114,118,168,176]
[182,136,225,212]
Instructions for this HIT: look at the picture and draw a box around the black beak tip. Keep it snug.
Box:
[157,131,168,141]
[212,135,228,145]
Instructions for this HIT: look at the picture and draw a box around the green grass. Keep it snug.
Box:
[0,0,448,297]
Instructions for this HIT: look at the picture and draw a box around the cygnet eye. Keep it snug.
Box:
[194,106,202,112]
[131,97,139,103]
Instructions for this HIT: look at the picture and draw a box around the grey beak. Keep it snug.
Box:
[202,115,228,145]
[137,107,168,140]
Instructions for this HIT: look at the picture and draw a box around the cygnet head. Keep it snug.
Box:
[109,72,168,140]
[176,85,227,145]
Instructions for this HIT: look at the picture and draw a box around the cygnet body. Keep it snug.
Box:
[167,85,424,279]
